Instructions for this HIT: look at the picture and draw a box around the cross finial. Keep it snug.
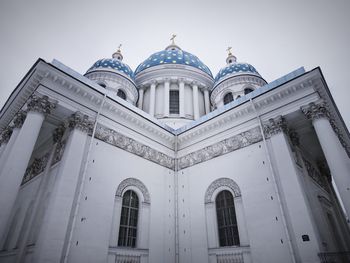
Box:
[170,34,177,45]
[226,47,232,55]
[117,44,122,52]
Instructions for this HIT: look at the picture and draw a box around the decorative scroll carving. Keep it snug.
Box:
[94,125,175,170]
[289,129,300,147]
[22,153,49,184]
[12,111,27,129]
[22,140,66,185]
[0,127,13,145]
[53,123,66,143]
[27,95,56,114]
[178,126,262,170]
[330,119,350,158]
[116,178,150,203]
[263,116,288,138]
[301,102,329,121]
[68,112,94,133]
[303,158,328,192]
[205,178,241,203]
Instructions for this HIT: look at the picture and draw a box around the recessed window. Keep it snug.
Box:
[169,90,179,114]
[98,83,106,88]
[117,90,126,100]
[216,190,240,246]
[223,93,234,105]
[118,190,139,247]
[244,88,254,95]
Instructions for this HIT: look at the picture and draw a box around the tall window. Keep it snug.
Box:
[118,190,139,247]
[244,87,254,95]
[169,90,179,114]
[223,93,234,105]
[117,89,126,100]
[216,190,240,246]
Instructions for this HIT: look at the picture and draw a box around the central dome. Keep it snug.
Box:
[135,48,213,77]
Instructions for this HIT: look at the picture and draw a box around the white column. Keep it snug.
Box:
[164,79,170,117]
[0,95,55,241]
[302,102,350,217]
[138,88,144,110]
[234,197,249,246]
[204,89,210,114]
[264,116,320,263]
[192,82,199,120]
[179,80,185,118]
[109,196,122,246]
[33,112,92,263]
[149,81,156,116]
[0,127,19,171]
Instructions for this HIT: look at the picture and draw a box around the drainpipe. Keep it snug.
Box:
[249,98,296,263]
[62,91,107,263]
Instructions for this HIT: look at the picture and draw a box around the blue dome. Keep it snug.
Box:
[214,63,261,87]
[135,49,213,77]
[86,58,134,80]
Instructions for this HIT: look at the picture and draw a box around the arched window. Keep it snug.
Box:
[216,190,240,246]
[117,89,126,100]
[118,190,139,247]
[244,87,254,95]
[223,93,234,105]
[98,82,106,88]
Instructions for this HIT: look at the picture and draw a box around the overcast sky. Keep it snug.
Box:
[0,0,349,128]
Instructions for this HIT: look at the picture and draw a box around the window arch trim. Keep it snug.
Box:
[116,178,150,204]
[204,177,241,204]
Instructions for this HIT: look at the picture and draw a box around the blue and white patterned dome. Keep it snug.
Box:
[213,63,261,88]
[135,49,213,77]
[86,58,134,80]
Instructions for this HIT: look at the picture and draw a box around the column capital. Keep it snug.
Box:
[301,102,329,121]
[263,116,288,138]
[150,80,158,86]
[0,126,13,145]
[178,77,185,83]
[27,95,56,115]
[53,123,66,143]
[12,110,27,129]
[191,81,199,87]
[68,112,94,133]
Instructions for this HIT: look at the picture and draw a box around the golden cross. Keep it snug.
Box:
[226,47,232,55]
[170,34,177,44]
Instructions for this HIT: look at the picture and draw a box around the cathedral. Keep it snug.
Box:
[0,38,349,263]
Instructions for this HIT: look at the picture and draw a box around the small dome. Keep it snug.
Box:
[86,58,134,81]
[135,49,213,77]
[213,62,262,90]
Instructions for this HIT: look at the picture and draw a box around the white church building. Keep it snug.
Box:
[0,39,350,263]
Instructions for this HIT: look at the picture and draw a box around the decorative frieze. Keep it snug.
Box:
[301,102,329,121]
[53,123,66,143]
[27,95,56,114]
[178,126,262,170]
[68,112,94,133]
[303,158,328,192]
[12,111,27,129]
[0,127,13,145]
[94,125,175,170]
[204,178,241,203]
[22,141,66,185]
[116,178,151,203]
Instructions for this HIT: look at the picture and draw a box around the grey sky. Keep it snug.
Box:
[0,0,349,128]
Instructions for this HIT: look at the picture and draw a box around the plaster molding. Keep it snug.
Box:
[68,112,94,134]
[27,95,56,115]
[12,111,27,129]
[263,116,288,138]
[0,126,13,145]
[53,123,66,143]
[116,178,150,204]
[301,101,330,121]
[94,125,175,170]
[178,126,262,170]
[204,178,241,203]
